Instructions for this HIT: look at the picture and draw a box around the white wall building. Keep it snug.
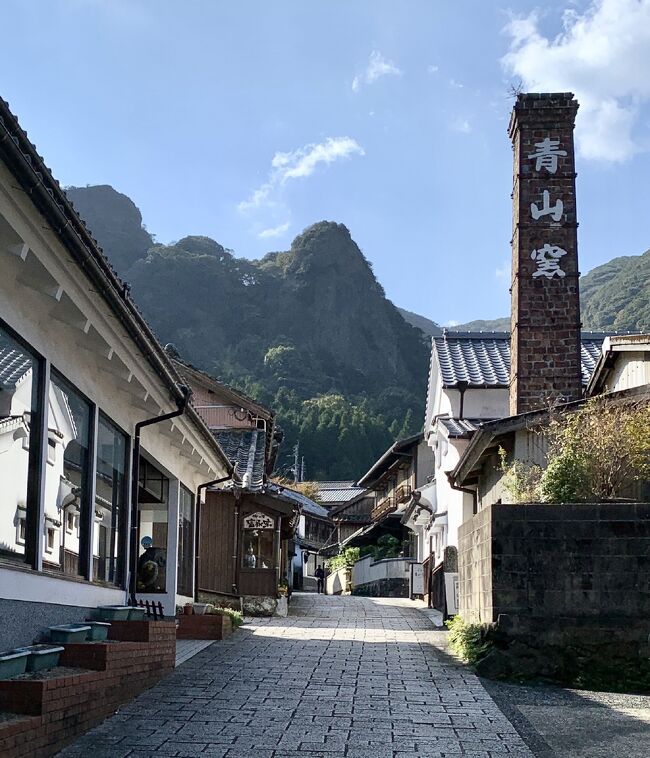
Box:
[412,330,605,610]
[0,98,231,648]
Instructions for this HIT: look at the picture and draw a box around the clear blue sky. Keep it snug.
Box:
[2,0,649,325]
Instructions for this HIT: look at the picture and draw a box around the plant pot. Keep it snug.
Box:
[127,607,146,620]
[85,622,111,641]
[183,604,193,615]
[48,624,91,644]
[96,605,131,621]
[0,650,30,679]
[193,603,209,616]
[14,644,64,672]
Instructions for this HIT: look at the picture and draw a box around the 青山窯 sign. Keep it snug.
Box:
[528,138,568,279]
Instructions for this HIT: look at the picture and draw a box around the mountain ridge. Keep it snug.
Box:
[64,184,649,477]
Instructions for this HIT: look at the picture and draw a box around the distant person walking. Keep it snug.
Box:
[315,565,325,594]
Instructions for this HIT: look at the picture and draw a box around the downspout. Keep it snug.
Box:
[276,516,282,590]
[449,478,478,516]
[232,491,241,594]
[194,471,234,601]
[456,381,469,420]
[128,384,192,605]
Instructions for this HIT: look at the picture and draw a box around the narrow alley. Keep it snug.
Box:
[57,595,531,758]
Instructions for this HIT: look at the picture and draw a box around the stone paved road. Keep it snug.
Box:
[57,594,531,758]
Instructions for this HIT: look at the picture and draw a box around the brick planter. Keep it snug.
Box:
[0,623,176,757]
[107,619,175,643]
[176,613,232,640]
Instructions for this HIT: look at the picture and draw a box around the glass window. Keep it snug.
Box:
[241,511,275,570]
[177,485,194,596]
[137,458,169,593]
[44,373,91,575]
[93,414,128,585]
[0,325,39,563]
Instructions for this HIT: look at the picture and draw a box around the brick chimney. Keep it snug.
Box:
[508,92,582,415]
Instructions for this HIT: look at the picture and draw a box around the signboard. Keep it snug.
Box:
[242,512,274,530]
[445,572,459,615]
[410,563,424,598]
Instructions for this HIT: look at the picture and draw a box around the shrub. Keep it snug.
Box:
[326,547,360,571]
[499,398,650,503]
[213,607,243,627]
[445,616,492,665]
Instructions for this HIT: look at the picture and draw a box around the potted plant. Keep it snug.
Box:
[127,606,147,620]
[85,622,111,641]
[0,649,30,679]
[277,579,289,597]
[96,605,131,621]
[183,603,194,615]
[14,644,65,672]
[48,624,91,644]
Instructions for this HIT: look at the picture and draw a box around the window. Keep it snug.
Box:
[241,511,275,570]
[44,372,92,576]
[66,511,74,533]
[45,527,55,553]
[137,458,169,593]
[177,485,194,597]
[93,414,128,585]
[47,437,57,465]
[17,517,26,545]
[0,324,39,563]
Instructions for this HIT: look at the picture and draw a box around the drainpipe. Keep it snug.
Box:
[276,516,282,590]
[128,384,192,606]
[456,381,469,420]
[194,471,234,601]
[232,490,241,594]
[448,477,478,516]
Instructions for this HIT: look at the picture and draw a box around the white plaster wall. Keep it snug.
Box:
[0,565,124,607]
[0,163,228,613]
[352,556,415,586]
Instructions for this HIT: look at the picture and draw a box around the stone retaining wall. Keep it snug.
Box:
[458,503,650,688]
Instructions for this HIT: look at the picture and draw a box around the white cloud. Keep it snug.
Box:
[427,64,439,74]
[449,78,465,89]
[495,261,510,280]
[445,319,461,327]
[451,118,472,134]
[502,0,650,162]
[239,136,365,212]
[352,50,402,92]
[258,222,290,239]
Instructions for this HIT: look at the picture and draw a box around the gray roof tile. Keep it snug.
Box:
[438,417,487,437]
[433,332,605,388]
[212,428,265,492]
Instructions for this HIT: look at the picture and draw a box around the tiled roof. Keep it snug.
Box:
[317,486,367,504]
[0,347,32,390]
[266,484,330,518]
[433,332,607,388]
[438,418,486,438]
[316,481,356,489]
[213,428,265,492]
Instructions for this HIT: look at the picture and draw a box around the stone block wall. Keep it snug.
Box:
[458,503,650,688]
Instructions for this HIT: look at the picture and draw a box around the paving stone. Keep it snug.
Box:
[56,594,531,758]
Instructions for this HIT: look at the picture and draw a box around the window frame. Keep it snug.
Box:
[0,316,132,588]
[94,411,130,587]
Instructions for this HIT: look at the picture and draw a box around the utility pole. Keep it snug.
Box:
[300,456,306,483]
[293,442,299,483]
